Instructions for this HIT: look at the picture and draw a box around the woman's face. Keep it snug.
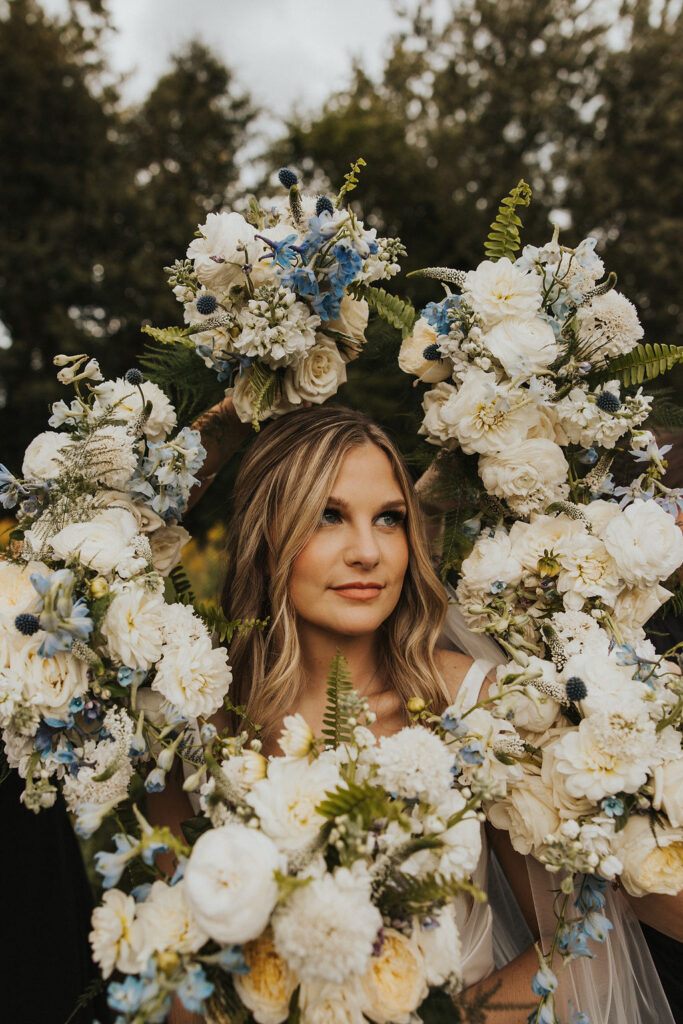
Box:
[288,443,410,639]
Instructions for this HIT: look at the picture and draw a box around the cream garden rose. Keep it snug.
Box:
[398,318,452,383]
[49,508,142,576]
[283,339,347,405]
[487,767,561,855]
[614,815,683,897]
[603,500,683,587]
[248,756,341,853]
[479,438,569,515]
[326,295,370,349]
[234,929,298,1024]
[187,211,258,292]
[360,929,428,1024]
[22,431,72,481]
[13,638,89,720]
[482,315,559,376]
[148,524,190,576]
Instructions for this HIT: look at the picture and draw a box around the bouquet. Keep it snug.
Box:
[85,655,525,1024]
[398,181,683,1021]
[149,161,408,428]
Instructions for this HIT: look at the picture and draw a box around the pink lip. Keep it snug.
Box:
[332,583,384,601]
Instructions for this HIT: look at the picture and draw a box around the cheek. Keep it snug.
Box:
[288,535,330,612]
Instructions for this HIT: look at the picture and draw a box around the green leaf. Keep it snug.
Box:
[274,870,314,904]
[139,339,225,427]
[352,283,417,338]
[181,814,212,845]
[141,323,195,349]
[169,565,196,603]
[247,363,281,431]
[320,651,354,747]
[334,156,367,207]
[588,342,683,388]
[378,869,486,919]
[483,180,532,262]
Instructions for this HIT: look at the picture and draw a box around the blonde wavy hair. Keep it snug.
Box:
[221,405,449,738]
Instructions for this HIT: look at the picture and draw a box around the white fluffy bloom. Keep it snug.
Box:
[89,890,149,978]
[92,378,177,442]
[49,508,142,576]
[236,288,320,368]
[248,756,341,853]
[576,291,644,361]
[548,610,610,659]
[464,258,542,327]
[479,438,569,516]
[101,583,166,669]
[63,710,135,811]
[184,823,284,945]
[187,211,258,291]
[582,499,621,537]
[603,500,683,587]
[22,431,72,481]
[508,514,584,576]
[482,316,559,376]
[373,725,454,804]
[273,866,381,984]
[556,535,621,610]
[559,652,647,714]
[2,725,36,777]
[136,879,208,954]
[554,385,645,449]
[282,339,347,405]
[152,636,231,717]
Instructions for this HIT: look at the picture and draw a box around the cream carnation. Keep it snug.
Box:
[22,431,72,481]
[234,929,298,1024]
[374,725,454,804]
[603,500,683,587]
[136,879,207,955]
[101,584,166,669]
[576,290,644,361]
[248,756,341,853]
[49,508,142,576]
[152,636,231,717]
[359,929,427,1024]
[482,316,559,376]
[282,339,347,405]
[184,823,284,945]
[464,258,542,327]
[614,815,683,897]
[92,378,177,442]
[399,319,452,383]
[479,438,569,516]
[89,890,149,978]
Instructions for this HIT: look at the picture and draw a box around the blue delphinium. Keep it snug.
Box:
[95,832,138,889]
[29,569,94,658]
[176,965,214,1012]
[422,296,460,336]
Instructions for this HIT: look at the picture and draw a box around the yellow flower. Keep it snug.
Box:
[406,697,426,714]
[234,929,297,1024]
[360,929,427,1024]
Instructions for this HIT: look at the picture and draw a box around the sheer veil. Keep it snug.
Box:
[441,588,676,1024]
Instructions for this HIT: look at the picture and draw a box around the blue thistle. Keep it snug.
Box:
[124,368,143,386]
[565,676,587,702]
[315,195,334,216]
[597,391,621,413]
[196,293,218,315]
[422,343,441,361]
[15,613,40,636]
[278,168,299,188]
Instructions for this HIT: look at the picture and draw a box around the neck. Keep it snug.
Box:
[297,620,382,697]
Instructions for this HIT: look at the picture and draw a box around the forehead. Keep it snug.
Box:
[328,443,406,501]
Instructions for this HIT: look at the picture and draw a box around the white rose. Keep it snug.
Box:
[419,380,459,448]
[398,319,452,383]
[482,316,559,376]
[614,815,683,897]
[603,500,683,586]
[582,499,620,537]
[234,929,298,1024]
[326,295,370,349]
[299,979,366,1024]
[655,759,683,828]
[49,508,142,575]
[282,339,347,406]
[464,258,542,327]
[248,756,341,853]
[414,904,462,987]
[101,584,166,669]
[13,638,89,719]
[187,211,257,291]
[89,890,149,978]
[613,584,671,638]
[184,823,284,944]
[479,438,569,515]
[457,528,523,598]
[92,378,177,442]
[508,514,584,575]
[148,525,190,576]
[360,929,427,1024]
[135,879,207,955]
[487,767,561,855]
[22,431,72,481]
[152,637,231,717]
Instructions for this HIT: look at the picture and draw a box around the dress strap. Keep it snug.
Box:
[455,658,495,712]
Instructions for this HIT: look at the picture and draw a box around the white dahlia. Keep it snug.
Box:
[248,756,341,854]
[101,583,166,669]
[464,258,542,327]
[152,636,231,717]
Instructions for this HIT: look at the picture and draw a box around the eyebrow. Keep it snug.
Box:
[326,496,407,510]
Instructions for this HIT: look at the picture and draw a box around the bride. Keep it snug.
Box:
[156,399,680,1024]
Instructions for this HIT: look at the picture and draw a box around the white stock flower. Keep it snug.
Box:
[487,767,561,855]
[359,929,427,1024]
[549,610,609,659]
[92,378,177,442]
[148,524,190,576]
[187,211,257,291]
[613,815,683,897]
[299,979,366,1024]
[273,866,381,984]
[13,638,89,719]
[479,438,569,516]
[236,289,320,368]
[184,823,284,944]
[576,290,644,362]
[2,726,34,777]
[326,295,370,348]
[508,514,584,576]
[603,500,683,587]
[136,879,207,954]
[101,583,166,669]
[398,319,452,383]
[482,316,559,376]
[282,339,347,405]
[278,713,315,758]
[22,431,72,481]
[374,725,454,804]
[415,904,462,987]
[248,756,341,853]
[49,508,142,576]
[557,535,621,610]
[63,711,135,810]
[464,258,542,327]
[234,929,298,1024]
[152,636,231,717]
[89,890,149,978]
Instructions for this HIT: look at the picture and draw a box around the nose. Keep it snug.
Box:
[344,521,380,570]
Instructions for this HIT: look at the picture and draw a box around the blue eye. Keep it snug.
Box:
[321,507,341,525]
[377,510,405,527]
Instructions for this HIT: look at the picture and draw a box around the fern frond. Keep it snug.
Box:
[351,284,417,338]
[186,602,268,645]
[649,393,683,429]
[378,869,486,919]
[247,364,280,430]
[321,651,354,747]
[169,565,196,603]
[139,340,224,427]
[484,180,532,262]
[334,156,367,207]
[317,780,409,826]
[141,324,195,349]
[589,342,683,388]
[63,977,106,1024]
[406,267,467,286]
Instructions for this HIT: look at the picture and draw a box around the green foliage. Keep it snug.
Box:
[317,779,410,829]
[139,340,225,427]
[274,870,314,904]
[484,180,532,262]
[63,977,106,1024]
[379,869,486,920]
[248,364,280,430]
[334,156,367,207]
[141,324,194,349]
[320,651,354,747]
[168,564,196,602]
[590,342,683,388]
[169,564,268,643]
[648,391,683,428]
[353,284,417,338]
[180,814,212,846]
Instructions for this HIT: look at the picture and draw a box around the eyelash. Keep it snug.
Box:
[320,508,405,527]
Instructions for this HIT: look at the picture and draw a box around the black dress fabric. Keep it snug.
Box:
[0,770,109,1024]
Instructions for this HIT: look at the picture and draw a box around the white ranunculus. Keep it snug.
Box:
[613,584,671,639]
[234,929,298,1024]
[326,295,370,349]
[360,929,427,1024]
[582,499,620,537]
[187,211,258,291]
[101,584,166,669]
[576,290,644,362]
[603,500,683,587]
[479,438,569,516]
[398,319,452,383]
[557,535,621,611]
[135,879,207,955]
[152,637,231,717]
[614,815,683,897]
[89,890,149,978]
[414,904,462,987]
[487,767,561,855]
[299,979,366,1024]
[248,756,341,853]
[184,823,284,944]
[13,638,89,719]
[464,258,542,328]
[49,508,142,575]
[508,514,584,575]
[92,378,177,442]
[22,431,72,481]
[655,759,683,828]
[148,525,190,576]
[482,316,559,376]
[282,339,347,405]
[457,528,523,600]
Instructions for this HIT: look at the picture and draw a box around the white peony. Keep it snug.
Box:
[101,584,166,669]
[152,636,231,717]
[508,514,584,576]
[92,378,177,442]
[136,879,207,954]
[482,316,559,376]
[487,767,561,855]
[373,725,454,804]
[464,258,542,327]
[576,290,644,362]
[187,211,258,291]
[479,438,569,516]
[613,815,683,897]
[273,866,381,984]
[398,319,452,383]
[49,508,142,576]
[22,431,72,481]
[89,890,149,978]
[248,756,341,853]
[282,339,347,405]
[184,823,284,944]
[603,500,683,587]
[557,535,621,611]
[148,524,190,576]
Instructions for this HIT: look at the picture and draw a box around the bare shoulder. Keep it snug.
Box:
[434,648,476,704]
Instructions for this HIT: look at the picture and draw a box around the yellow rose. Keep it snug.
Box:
[614,815,683,897]
[398,319,452,383]
[234,929,297,1024]
[360,929,428,1024]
